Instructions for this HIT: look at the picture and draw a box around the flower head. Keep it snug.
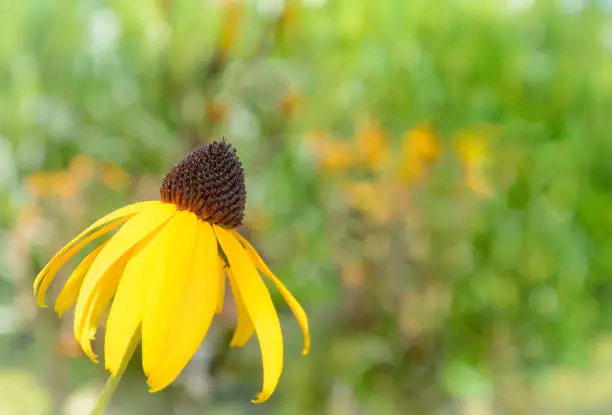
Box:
[33,140,310,404]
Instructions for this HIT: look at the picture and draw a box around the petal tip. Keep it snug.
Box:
[146,374,170,394]
[301,338,311,355]
[251,392,271,404]
[85,351,98,363]
[105,358,121,375]
[80,341,98,363]
[147,381,164,394]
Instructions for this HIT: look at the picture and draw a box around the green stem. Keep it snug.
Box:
[90,333,139,415]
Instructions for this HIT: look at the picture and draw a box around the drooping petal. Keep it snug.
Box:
[104,222,169,374]
[227,267,255,347]
[36,221,126,308]
[78,257,127,362]
[74,204,177,343]
[216,258,225,314]
[55,241,108,318]
[33,201,161,300]
[147,220,219,391]
[233,231,310,355]
[142,211,198,377]
[215,226,283,404]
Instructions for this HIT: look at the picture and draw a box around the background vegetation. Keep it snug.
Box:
[2,0,612,413]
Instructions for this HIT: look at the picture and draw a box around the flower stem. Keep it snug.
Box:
[90,333,139,415]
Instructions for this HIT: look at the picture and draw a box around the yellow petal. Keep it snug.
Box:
[78,257,127,362]
[33,201,160,299]
[147,220,219,391]
[74,204,176,343]
[227,267,254,347]
[36,221,125,308]
[104,223,166,374]
[55,241,108,318]
[233,231,310,355]
[216,258,225,314]
[142,211,198,377]
[215,226,282,404]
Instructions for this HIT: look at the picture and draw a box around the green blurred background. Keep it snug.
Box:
[2,0,612,413]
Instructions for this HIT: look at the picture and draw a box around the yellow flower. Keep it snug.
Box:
[398,125,440,183]
[341,180,397,224]
[25,171,80,198]
[354,119,389,171]
[33,140,310,404]
[219,0,243,56]
[99,162,130,191]
[308,131,354,173]
[455,129,493,196]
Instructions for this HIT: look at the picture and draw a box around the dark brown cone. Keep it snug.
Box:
[160,140,246,228]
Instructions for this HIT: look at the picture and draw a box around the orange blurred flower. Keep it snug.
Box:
[354,119,390,172]
[278,1,300,34]
[24,171,80,198]
[25,154,96,198]
[243,210,271,233]
[99,162,130,191]
[219,0,243,56]
[24,172,52,198]
[69,154,95,183]
[397,125,440,184]
[342,180,395,223]
[206,98,228,123]
[340,260,365,288]
[53,172,80,198]
[55,333,83,358]
[308,131,354,173]
[343,181,378,213]
[281,89,301,117]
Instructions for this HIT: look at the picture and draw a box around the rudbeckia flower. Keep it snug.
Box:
[33,140,310,404]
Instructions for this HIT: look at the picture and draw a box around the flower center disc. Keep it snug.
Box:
[160,140,246,229]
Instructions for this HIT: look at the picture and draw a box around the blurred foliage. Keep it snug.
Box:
[2,0,612,414]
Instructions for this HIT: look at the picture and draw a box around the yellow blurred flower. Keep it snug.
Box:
[24,172,52,198]
[99,162,130,191]
[243,210,271,233]
[397,125,440,184]
[24,171,80,199]
[205,98,227,124]
[69,154,95,183]
[55,172,81,198]
[219,0,243,56]
[17,204,43,228]
[25,154,95,199]
[278,1,300,34]
[455,129,493,196]
[455,132,488,164]
[343,181,378,214]
[281,89,301,117]
[340,260,365,288]
[56,332,83,358]
[308,131,354,173]
[342,180,395,223]
[354,119,390,172]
